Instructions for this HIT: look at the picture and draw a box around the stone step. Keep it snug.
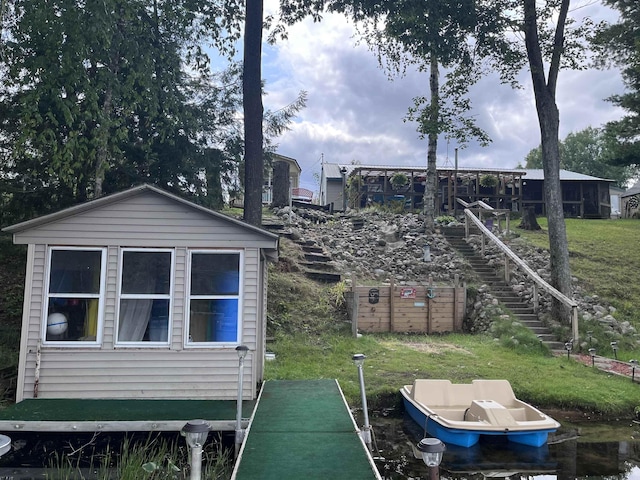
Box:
[304,253,331,263]
[301,245,324,254]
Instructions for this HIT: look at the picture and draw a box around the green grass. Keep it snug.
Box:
[264,331,639,416]
[266,224,640,418]
[516,218,640,357]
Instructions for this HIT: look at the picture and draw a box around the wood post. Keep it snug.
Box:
[390,276,395,332]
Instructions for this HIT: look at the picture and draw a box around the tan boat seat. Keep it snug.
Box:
[472,379,518,408]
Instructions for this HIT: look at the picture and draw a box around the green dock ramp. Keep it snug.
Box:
[232,379,381,480]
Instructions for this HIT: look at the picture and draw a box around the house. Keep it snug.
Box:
[320,163,614,218]
[621,181,640,218]
[2,184,279,403]
[262,153,302,204]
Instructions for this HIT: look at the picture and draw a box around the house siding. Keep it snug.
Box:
[12,189,273,402]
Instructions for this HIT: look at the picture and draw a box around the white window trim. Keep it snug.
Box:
[115,248,175,347]
[42,246,107,347]
[184,249,244,348]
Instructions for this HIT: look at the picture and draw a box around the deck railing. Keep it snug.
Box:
[457,199,579,343]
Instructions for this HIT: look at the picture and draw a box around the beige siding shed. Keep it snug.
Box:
[3,185,279,403]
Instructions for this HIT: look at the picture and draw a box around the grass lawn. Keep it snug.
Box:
[265,218,640,418]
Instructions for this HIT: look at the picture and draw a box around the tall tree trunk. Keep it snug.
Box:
[523,0,572,320]
[423,54,439,231]
[242,0,264,227]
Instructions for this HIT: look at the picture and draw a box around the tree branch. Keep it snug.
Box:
[548,0,570,94]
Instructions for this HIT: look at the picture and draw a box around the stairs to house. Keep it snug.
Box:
[444,226,563,350]
[262,221,342,283]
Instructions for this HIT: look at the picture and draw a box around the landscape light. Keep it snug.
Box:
[0,435,10,457]
[235,345,249,458]
[564,341,572,360]
[611,341,618,360]
[589,348,596,367]
[630,359,638,383]
[181,419,210,480]
[417,437,446,468]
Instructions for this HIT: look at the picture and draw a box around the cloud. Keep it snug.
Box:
[260,4,626,192]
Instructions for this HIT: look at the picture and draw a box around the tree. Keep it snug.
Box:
[521,0,575,318]
[524,127,638,187]
[243,0,265,227]
[592,0,640,168]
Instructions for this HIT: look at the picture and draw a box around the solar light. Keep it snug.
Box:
[352,354,372,450]
[630,359,638,383]
[589,348,596,367]
[564,341,573,360]
[587,331,593,344]
[611,341,618,360]
[417,437,446,468]
[181,420,210,480]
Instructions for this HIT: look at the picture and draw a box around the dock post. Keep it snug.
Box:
[235,345,249,458]
[352,354,372,451]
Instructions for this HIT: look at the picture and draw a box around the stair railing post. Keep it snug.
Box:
[532,284,539,312]
[504,254,510,283]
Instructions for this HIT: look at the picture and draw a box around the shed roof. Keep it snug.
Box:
[3,184,279,250]
[322,163,525,180]
[623,181,640,197]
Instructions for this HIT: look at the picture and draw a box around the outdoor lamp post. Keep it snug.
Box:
[340,166,348,211]
[630,359,638,383]
[589,348,596,367]
[587,331,593,345]
[352,353,372,450]
[611,341,618,360]
[181,419,210,480]
[417,437,446,480]
[0,435,10,458]
[564,341,572,360]
[235,345,249,458]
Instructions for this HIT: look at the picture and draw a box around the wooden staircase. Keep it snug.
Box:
[444,226,563,350]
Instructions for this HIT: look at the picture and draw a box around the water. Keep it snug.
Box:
[370,410,640,480]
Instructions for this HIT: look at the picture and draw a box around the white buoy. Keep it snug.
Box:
[0,434,11,457]
[47,312,68,335]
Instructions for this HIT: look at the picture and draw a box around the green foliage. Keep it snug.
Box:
[592,0,640,168]
[435,215,457,224]
[390,173,409,189]
[479,174,498,188]
[47,433,231,480]
[523,127,638,188]
[488,316,548,351]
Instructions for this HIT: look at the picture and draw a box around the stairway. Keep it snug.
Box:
[444,226,563,350]
[262,220,342,283]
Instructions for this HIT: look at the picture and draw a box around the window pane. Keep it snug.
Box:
[189,299,238,342]
[46,298,99,341]
[122,251,171,295]
[118,299,169,342]
[191,254,239,295]
[49,250,102,294]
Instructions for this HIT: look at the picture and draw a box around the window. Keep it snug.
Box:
[187,252,241,345]
[45,248,105,343]
[117,249,173,344]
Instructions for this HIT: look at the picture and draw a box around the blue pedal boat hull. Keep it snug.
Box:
[401,380,559,448]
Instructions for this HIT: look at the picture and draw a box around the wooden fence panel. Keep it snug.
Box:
[347,284,466,334]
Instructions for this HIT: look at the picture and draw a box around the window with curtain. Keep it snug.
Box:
[45,248,105,343]
[187,252,241,344]
[117,249,173,344]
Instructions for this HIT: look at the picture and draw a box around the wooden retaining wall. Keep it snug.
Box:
[346,282,466,334]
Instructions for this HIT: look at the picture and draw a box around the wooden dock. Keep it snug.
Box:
[231,379,381,480]
[0,398,254,432]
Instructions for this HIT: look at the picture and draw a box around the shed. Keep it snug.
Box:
[2,184,279,403]
[621,181,640,218]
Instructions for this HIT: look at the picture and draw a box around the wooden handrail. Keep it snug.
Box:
[461,207,579,343]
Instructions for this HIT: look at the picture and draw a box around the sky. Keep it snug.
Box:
[255,1,626,193]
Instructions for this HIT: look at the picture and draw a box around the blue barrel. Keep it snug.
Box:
[213,299,238,341]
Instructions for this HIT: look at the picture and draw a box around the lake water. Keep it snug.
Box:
[370,410,640,480]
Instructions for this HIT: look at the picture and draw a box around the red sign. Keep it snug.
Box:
[400,287,417,299]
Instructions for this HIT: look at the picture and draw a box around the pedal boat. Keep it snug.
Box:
[401,379,560,448]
